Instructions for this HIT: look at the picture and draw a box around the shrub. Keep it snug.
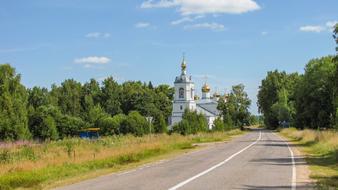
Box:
[213,118,225,131]
[173,109,208,135]
[153,113,167,134]
[120,111,150,136]
[98,114,126,135]
[56,115,87,138]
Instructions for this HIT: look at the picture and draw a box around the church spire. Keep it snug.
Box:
[181,54,187,75]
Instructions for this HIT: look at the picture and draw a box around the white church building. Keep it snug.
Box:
[170,57,221,130]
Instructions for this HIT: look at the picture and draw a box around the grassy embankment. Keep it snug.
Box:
[280,128,338,189]
[0,130,243,190]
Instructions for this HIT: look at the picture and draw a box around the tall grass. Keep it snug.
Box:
[280,128,338,189]
[0,130,242,190]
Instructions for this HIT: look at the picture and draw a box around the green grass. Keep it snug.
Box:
[0,130,243,190]
[280,128,338,189]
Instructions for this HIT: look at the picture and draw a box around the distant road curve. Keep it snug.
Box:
[55,129,311,190]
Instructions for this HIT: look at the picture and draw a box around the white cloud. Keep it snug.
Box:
[184,22,225,31]
[85,32,111,38]
[326,20,338,29]
[299,20,338,33]
[171,17,193,25]
[141,0,260,15]
[135,22,151,28]
[171,15,205,25]
[141,0,179,8]
[74,56,110,68]
[299,25,325,33]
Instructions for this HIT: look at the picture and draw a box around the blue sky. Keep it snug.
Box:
[0,0,337,114]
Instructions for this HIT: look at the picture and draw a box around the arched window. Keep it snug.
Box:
[191,88,194,99]
[179,88,184,99]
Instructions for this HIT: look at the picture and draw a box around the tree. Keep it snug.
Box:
[271,88,292,127]
[57,115,87,138]
[257,71,300,129]
[295,56,335,129]
[218,84,251,129]
[172,109,208,135]
[28,105,59,141]
[120,111,150,136]
[101,77,122,116]
[0,64,31,140]
[57,79,83,117]
[98,114,126,135]
[153,113,167,133]
[28,87,50,109]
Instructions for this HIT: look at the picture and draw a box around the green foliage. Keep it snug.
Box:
[295,56,336,129]
[218,84,251,129]
[153,113,168,134]
[212,118,225,131]
[101,77,122,116]
[172,109,208,135]
[0,64,31,140]
[57,115,87,139]
[28,106,59,140]
[56,79,83,117]
[98,114,127,135]
[257,70,300,129]
[120,111,151,136]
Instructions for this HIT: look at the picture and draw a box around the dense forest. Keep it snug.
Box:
[257,24,338,130]
[0,69,176,141]
[0,63,255,141]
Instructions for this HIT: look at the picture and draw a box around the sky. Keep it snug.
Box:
[0,0,337,114]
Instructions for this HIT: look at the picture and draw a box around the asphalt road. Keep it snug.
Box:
[55,130,311,190]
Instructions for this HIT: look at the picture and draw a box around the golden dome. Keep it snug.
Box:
[202,83,210,93]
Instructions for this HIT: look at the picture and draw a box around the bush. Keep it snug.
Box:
[153,113,167,134]
[28,106,59,141]
[98,114,126,135]
[172,109,208,135]
[57,115,87,138]
[213,118,225,131]
[120,111,150,136]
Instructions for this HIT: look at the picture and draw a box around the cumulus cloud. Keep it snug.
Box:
[141,0,260,15]
[74,56,110,68]
[184,22,225,31]
[135,22,151,28]
[85,32,111,38]
[299,20,338,33]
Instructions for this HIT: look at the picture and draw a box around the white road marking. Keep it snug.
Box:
[168,131,262,190]
[274,133,297,190]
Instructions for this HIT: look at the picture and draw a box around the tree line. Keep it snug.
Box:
[0,62,257,140]
[0,67,174,141]
[257,25,338,130]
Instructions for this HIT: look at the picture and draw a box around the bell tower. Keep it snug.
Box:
[170,56,196,127]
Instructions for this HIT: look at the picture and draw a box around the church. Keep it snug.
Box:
[169,57,221,130]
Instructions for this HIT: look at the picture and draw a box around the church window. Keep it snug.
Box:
[191,88,193,99]
[180,105,183,110]
[179,88,184,99]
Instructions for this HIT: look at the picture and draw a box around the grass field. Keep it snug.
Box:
[280,128,338,189]
[0,130,243,190]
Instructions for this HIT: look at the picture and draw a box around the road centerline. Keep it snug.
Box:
[168,131,262,190]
